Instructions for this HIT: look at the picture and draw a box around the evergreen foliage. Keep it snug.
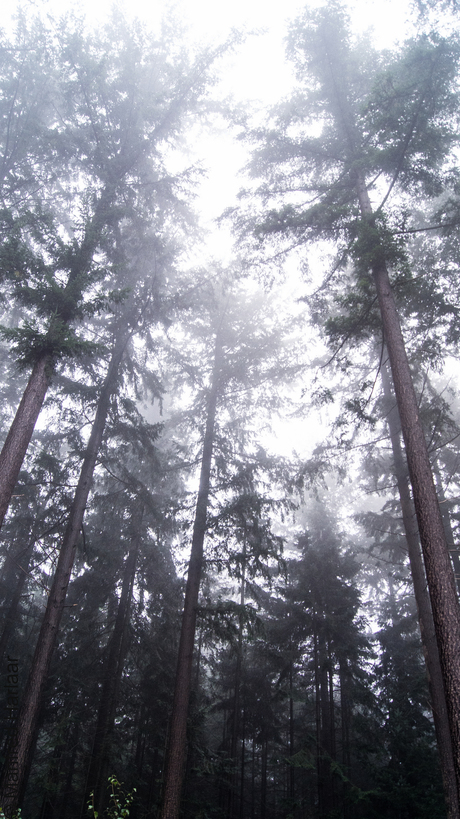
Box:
[0,1,459,818]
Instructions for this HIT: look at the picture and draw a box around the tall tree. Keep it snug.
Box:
[0,8,220,530]
[160,316,224,819]
[0,164,194,813]
[160,279,303,819]
[240,2,460,791]
[381,360,458,817]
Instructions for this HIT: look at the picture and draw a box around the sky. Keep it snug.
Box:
[1,0,453,471]
[0,0,415,256]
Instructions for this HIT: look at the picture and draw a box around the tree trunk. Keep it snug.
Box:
[288,659,295,804]
[354,172,460,795]
[86,506,142,815]
[319,649,333,818]
[0,333,128,816]
[160,330,223,819]
[228,543,246,819]
[0,184,116,533]
[251,736,256,819]
[339,659,351,819]
[0,356,52,529]
[260,734,267,819]
[58,720,79,819]
[239,708,246,819]
[313,627,323,817]
[382,360,459,818]
[433,461,460,595]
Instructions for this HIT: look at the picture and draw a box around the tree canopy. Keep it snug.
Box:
[1,3,460,819]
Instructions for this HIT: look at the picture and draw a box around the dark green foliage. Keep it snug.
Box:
[0,3,455,818]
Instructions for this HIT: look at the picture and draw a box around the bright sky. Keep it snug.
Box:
[1,0,443,468]
[1,0,415,259]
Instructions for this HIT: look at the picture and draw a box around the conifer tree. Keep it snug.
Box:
[0,9,221,531]
[240,2,460,793]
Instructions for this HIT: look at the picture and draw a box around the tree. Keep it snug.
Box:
[0,125,201,814]
[381,359,458,817]
[240,2,460,796]
[160,278,303,819]
[0,8,220,531]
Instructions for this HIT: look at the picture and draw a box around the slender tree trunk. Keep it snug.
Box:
[260,733,267,819]
[251,736,255,819]
[339,659,351,819]
[39,713,70,819]
[0,356,52,529]
[228,543,246,819]
[160,330,223,819]
[354,172,460,795]
[382,360,459,818]
[135,704,148,775]
[58,721,79,819]
[313,627,323,817]
[288,659,295,804]
[319,651,333,818]
[86,506,142,814]
[0,333,128,816]
[239,708,246,819]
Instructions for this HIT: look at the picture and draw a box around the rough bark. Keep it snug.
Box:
[160,331,223,819]
[354,172,460,795]
[260,734,268,819]
[433,462,460,596]
[239,708,246,819]
[382,360,459,818]
[0,333,128,815]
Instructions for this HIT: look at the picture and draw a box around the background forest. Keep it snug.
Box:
[1,1,460,818]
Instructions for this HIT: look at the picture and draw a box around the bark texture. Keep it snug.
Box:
[354,173,460,796]
[382,361,459,819]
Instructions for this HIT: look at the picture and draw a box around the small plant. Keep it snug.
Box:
[87,776,136,819]
[0,809,22,819]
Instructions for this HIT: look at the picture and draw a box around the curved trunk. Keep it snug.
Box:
[0,333,128,816]
[160,330,223,819]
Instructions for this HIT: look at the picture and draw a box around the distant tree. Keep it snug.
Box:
[369,586,446,819]
[160,279,303,819]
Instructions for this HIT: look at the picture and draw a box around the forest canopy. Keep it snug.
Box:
[1,2,460,819]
